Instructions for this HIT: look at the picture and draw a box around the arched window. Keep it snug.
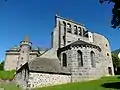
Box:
[67,23,71,33]
[78,27,82,36]
[74,25,78,35]
[90,51,95,67]
[77,50,83,67]
[63,53,67,67]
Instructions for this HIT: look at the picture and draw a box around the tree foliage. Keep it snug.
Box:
[112,53,120,68]
[99,0,120,28]
[0,61,4,70]
[0,70,15,80]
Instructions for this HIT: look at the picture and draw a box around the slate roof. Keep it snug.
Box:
[58,40,101,52]
[70,40,100,47]
[23,36,30,42]
[28,57,71,74]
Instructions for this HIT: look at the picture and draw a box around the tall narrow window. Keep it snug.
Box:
[67,23,71,33]
[78,27,82,36]
[77,50,83,67]
[63,21,66,34]
[63,53,67,67]
[90,51,95,67]
[108,67,112,75]
[63,21,66,46]
[63,36,66,46]
[74,25,78,35]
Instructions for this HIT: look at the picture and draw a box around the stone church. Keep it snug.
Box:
[4,15,114,88]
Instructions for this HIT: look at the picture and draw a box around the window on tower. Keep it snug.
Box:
[63,21,66,33]
[67,23,71,33]
[63,35,66,46]
[74,25,78,35]
[78,27,82,36]
[63,21,67,46]
[108,67,112,75]
[107,53,109,56]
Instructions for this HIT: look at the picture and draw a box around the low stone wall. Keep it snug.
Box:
[28,72,71,88]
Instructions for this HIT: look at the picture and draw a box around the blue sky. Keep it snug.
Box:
[0,0,120,62]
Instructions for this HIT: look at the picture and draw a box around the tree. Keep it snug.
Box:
[0,61,4,70]
[112,53,120,74]
[99,0,120,28]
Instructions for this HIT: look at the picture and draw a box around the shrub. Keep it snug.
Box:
[0,61,4,70]
[0,70,15,80]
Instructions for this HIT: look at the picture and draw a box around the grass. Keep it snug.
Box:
[0,70,15,80]
[0,83,22,90]
[0,70,18,90]
[34,75,120,90]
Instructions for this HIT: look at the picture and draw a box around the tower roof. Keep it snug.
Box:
[20,36,32,46]
[23,36,30,42]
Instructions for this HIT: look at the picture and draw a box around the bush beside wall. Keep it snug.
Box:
[0,70,15,80]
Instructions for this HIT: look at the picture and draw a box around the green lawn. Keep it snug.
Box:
[0,83,22,90]
[0,70,21,90]
[34,76,120,90]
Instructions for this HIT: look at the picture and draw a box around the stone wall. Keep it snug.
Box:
[4,52,38,71]
[14,68,29,89]
[60,45,103,82]
[93,33,114,76]
[28,72,71,88]
[4,54,19,70]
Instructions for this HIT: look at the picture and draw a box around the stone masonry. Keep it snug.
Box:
[28,73,71,88]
